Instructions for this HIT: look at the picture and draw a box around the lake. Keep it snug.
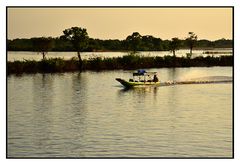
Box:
[7,49,232,61]
[7,67,232,157]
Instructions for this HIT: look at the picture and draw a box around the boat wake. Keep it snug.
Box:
[160,76,232,86]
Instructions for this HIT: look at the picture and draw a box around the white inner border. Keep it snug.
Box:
[1,0,238,164]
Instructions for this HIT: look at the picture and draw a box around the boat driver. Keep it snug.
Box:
[153,74,159,82]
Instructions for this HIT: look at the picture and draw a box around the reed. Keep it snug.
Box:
[7,55,233,75]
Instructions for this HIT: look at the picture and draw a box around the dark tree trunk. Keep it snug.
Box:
[173,50,176,66]
[42,52,46,60]
[77,51,82,70]
[190,47,192,56]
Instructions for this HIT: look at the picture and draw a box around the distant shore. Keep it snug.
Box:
[7,47,232,53]
[90,47,232,51]
[7,54,233,75]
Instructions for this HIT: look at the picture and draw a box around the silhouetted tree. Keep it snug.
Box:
[214,38,233,48]
[32,37,54,60]
[141,35,155,50]
[7,32,232,52]
[61,27,89,69]
[186,32,198,58]
[126,32,142,52]
[169,37,181,57]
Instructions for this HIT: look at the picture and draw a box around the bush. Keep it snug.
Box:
[7,55,233,75]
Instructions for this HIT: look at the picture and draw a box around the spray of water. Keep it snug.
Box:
[160,76,232,86]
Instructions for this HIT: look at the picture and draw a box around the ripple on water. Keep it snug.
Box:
[8,67,232,157]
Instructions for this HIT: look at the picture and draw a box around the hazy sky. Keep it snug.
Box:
[7,8,232,40]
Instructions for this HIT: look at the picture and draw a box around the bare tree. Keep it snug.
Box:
[186,32,197,58]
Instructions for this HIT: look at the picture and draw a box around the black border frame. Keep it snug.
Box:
[6,6,234,159]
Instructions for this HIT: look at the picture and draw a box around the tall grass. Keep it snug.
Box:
[7,54,233,75]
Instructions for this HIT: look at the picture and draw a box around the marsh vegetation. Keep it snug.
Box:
[7,54,232,74]
[7,27,233,74]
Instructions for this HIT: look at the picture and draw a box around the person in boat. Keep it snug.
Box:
[153,74,159,82]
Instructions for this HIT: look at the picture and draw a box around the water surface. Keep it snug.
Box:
[7,67,232,157]
[7,49,232,61]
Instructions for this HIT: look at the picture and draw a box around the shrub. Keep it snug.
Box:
[7,55,233,75]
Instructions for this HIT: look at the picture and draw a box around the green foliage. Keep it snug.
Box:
[8,33,232,52]
[61,27,89,52]
[126,32,142,52]
[61,26,89,69]
[121,53,142,68]
[52,37,73,51]
[213,38,233,48]
[7,39,33,51]
[169,37,181,57]
[141,35,164,51]
[185,32,198,57]
[7,55,232,75]
[186,53,191,59]
[31,37,54,59]
[7,23,233,58]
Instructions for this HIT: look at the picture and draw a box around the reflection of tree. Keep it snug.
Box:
[70,72,87,119]
[32,73,54,113]
[30,73,89,156]
[68,72,88,156]
[32,73,54,153]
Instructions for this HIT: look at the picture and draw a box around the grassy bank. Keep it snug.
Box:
[7,54,233,75]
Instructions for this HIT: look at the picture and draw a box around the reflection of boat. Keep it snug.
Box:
[116,69,160,88]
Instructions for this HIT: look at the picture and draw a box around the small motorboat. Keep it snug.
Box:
[116,69,160,88]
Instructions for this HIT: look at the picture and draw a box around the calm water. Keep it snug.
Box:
[7,49,232,61]
[7,67,232,157]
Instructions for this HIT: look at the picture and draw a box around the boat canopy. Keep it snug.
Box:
[133,69,157,76]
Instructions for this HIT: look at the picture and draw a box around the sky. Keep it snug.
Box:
[7,8,232,41]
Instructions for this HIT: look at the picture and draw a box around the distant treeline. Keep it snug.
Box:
[7,37,232,52]
[7,54,233,75]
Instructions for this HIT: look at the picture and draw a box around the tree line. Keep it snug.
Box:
[7,27,232,70]
[8,29,232,53]
[7,27,232,74]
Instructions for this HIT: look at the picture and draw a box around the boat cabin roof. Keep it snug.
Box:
[133,70,157,76]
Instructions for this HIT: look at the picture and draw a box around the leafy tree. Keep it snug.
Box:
[61,27,89,68]
[53,37,73,51]
[31,37,54,60]
[141,35,155,50]
[169,37,181,57]
[7,32,233,52]
[214,38,233,48]
[126,32,142,52]
[186,32,198,58]
[152,37,164,51]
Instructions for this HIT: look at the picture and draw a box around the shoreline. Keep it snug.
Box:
[7,47,233,53]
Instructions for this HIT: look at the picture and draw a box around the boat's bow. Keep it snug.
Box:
[116,78,133,88]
